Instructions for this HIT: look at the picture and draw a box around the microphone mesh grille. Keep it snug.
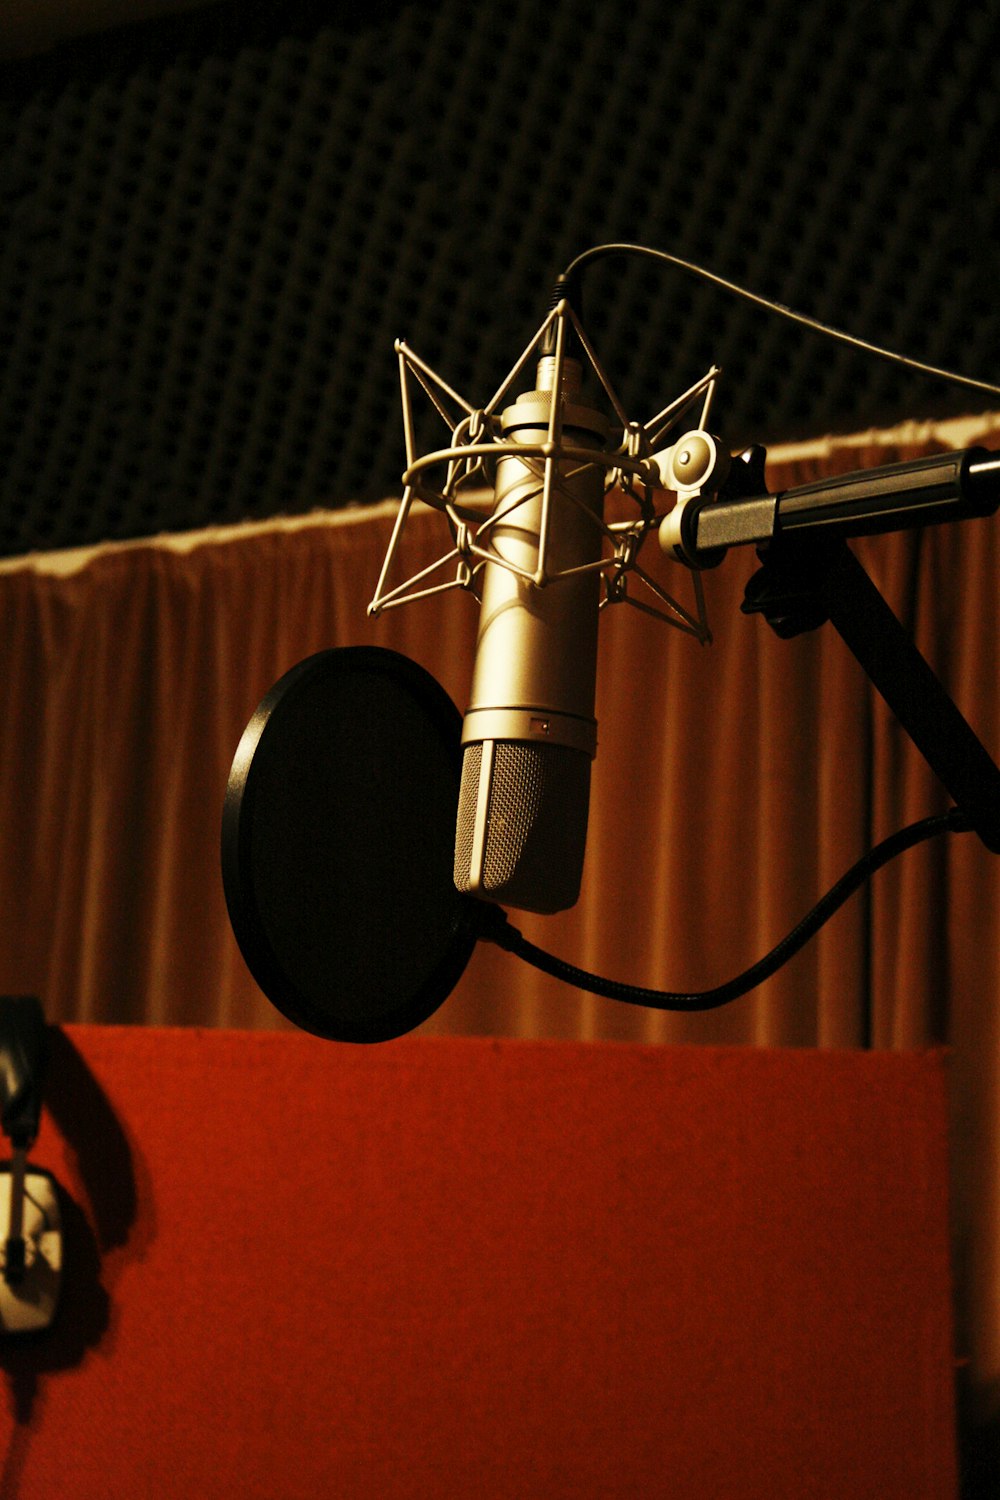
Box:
[454,739,591,912]
[483,743,547,888]
[453,741,482,888]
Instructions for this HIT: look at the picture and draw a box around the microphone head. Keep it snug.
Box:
[454,739,591,914]
[222,647,480,1042]
[452,370,606,917]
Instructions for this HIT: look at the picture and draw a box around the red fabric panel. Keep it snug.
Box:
[0,1029,955,1498]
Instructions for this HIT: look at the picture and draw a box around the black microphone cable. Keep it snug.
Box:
[476,807,970,1012]
[560,242,1000,401]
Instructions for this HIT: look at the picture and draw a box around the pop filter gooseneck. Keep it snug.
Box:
[222,647,481,1043]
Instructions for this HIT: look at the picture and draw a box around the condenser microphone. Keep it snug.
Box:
[453,353,610,913]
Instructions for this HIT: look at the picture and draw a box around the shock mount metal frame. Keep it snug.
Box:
[368,287,1000,859]
[368,297,720,643]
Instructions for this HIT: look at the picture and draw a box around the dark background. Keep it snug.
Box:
[1,0,998,557]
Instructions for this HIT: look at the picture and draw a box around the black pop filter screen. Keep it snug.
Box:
[222,648,478,1042]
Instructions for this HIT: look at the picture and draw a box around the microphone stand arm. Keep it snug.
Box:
[691,446,1000,554]
[679,446,1000,852]
[478,442,1000,1011]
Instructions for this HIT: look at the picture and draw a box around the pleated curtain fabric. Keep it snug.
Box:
[0,421,998,1422]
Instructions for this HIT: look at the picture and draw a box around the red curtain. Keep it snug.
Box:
[0,420,998,1426]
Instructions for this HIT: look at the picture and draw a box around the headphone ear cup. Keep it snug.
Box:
[222,647,479,1042]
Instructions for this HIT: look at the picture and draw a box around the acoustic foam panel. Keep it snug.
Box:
[0,0,998,555]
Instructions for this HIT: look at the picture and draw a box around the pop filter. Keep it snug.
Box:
[222,647,480,1042]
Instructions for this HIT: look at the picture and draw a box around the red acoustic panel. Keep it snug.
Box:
[0,1029,955,1498]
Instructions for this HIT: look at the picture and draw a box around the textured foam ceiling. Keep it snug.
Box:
[1,0,998,555]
